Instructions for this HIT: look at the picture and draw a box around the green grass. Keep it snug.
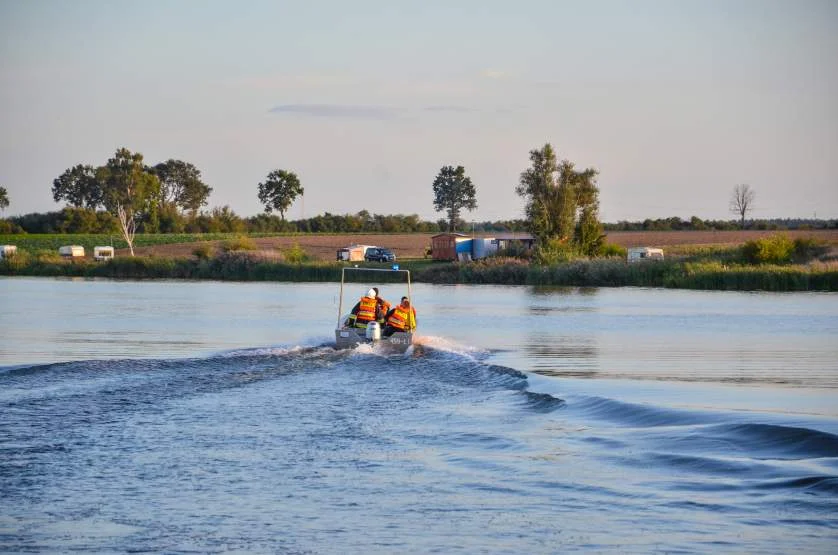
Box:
[0,232,300,253]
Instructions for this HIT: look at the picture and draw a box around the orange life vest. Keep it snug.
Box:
[376,299,391,322]
[355,296,378,325]
[386,305,416,331]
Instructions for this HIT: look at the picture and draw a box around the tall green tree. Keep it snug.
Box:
[516,143,603,257]
[432,165,477,232]
[151,159,213,213]
[515,144,561,242]
[52,164,103,209]
[257,169,303,220]
[0,186,9,212]
[98,148,161,256]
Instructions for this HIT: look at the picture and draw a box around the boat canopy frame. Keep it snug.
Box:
[336,266,412,330]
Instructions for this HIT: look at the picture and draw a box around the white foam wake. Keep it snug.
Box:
[412,335,487,359]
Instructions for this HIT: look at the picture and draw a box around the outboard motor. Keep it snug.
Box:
[365,321,381,340]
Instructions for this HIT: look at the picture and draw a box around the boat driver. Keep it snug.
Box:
[349,288,379,329]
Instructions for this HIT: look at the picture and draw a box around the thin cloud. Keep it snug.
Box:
[423,105,475,113]
[482,69,506,79]
[269,104,399,120]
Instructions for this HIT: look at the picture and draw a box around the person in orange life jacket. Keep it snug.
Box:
[383,296,417,337]
[349,288,379,328]
[372,287,391,322]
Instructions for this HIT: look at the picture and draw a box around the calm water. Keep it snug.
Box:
[1,277,837,553]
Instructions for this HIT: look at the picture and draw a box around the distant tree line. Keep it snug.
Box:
[1,208,452,235]
[2,145,833,242]
[3,207,835,237]
[2,207,530,235]
[603,217,838,232]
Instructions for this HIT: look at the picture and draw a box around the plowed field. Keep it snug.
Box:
[129,230,838,261]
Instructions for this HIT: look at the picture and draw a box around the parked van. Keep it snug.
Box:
[0,245,17,259]
[627,247,664,263]
[364,247,396,262]
[94,246,115,261]
[58,245,85,258]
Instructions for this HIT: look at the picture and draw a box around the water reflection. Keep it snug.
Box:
[527,305,595,314]
[524,333,599,377]
[530,286,599,297]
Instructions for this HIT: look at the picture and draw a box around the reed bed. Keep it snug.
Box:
[2,252,836,291]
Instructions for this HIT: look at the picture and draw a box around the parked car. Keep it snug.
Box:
[364,247,396,262]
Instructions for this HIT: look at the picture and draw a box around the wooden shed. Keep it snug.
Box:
[430,233,470,261]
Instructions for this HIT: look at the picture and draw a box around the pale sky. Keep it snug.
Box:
[1,0,836,222]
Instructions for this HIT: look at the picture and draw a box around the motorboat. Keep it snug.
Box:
[334,266,414,351]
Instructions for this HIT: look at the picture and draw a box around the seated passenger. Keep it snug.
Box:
[372,287,391,323]
[383,296,417,336]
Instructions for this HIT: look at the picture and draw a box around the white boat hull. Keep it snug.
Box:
[335,327,413,351]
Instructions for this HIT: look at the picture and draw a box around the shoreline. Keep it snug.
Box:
[2,254,836,292]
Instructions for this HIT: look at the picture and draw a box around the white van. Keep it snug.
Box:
[627,247,664,263]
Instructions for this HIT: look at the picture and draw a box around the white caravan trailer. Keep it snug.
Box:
[58,245,85,258]
[627,247,664,263]
[94,246,115,261]
[0,245,17,259]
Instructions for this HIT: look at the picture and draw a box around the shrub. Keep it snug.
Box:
[221,235,257,252]
[598,242,627,258]
[494,241,532,259]
[0,249,30,272]
[193,243,214,260]
[741,234,794,265]
[532,238,581,265]
[35,251,65,265]
[0,219,24,234]
[284,243,309,264]
[792,237,830,262]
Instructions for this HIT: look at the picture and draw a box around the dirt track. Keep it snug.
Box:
[129,230,838,261]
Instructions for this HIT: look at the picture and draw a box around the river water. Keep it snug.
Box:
[1,277,837,553]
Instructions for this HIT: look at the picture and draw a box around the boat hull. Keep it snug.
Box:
[335,327,413,351]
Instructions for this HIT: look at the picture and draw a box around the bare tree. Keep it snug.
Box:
[730,184,755,229]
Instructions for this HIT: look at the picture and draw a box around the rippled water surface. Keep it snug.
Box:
[1,277,837,553]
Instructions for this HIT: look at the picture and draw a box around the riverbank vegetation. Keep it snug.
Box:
[1,138,835,291]
[2,233,835,291]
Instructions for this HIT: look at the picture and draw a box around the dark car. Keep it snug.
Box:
[365,247,396,262]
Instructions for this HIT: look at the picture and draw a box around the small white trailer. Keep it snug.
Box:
[0,245,17,259]
[58,245,85,258]
[337,244,376,262]
[627,247,664,263]
[94,246,115,261]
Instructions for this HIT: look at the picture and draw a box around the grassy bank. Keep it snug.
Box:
[413,257,838,291]
[0,232,304,253]
[2,251,836,291]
